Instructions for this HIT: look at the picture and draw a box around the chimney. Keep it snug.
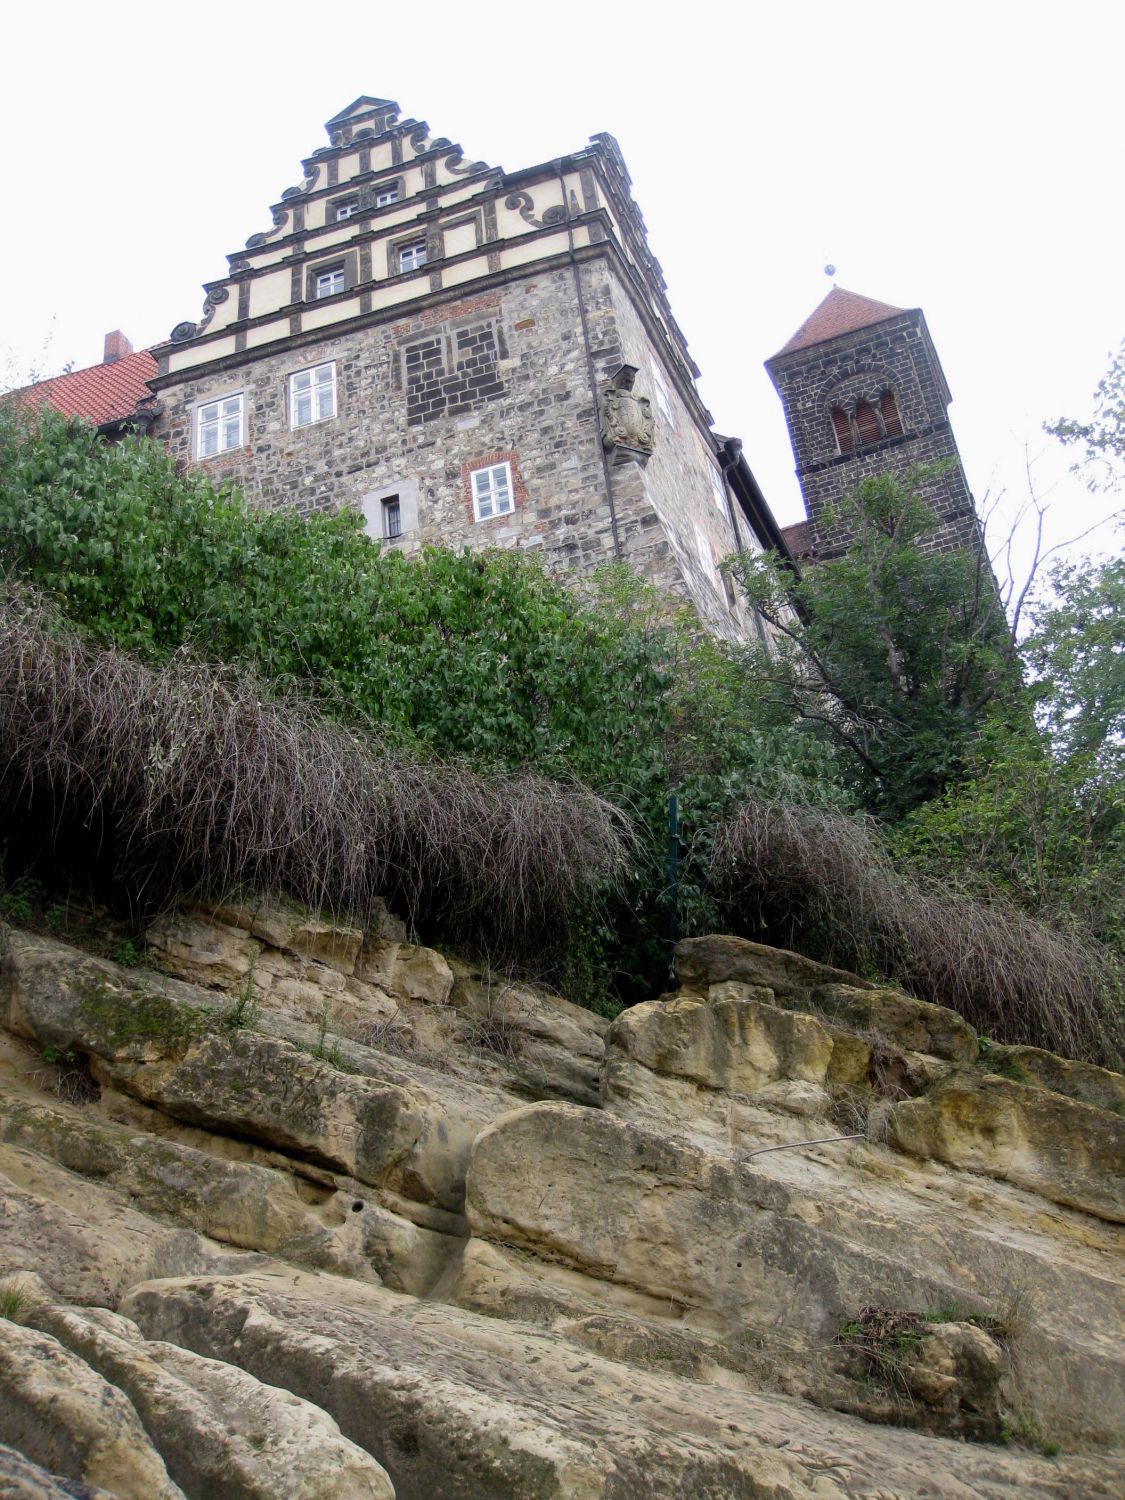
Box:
[103,330,133,365]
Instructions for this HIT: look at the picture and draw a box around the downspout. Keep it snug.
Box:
[556,159,623,562]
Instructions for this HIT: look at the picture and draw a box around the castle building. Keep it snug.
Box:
[148,96,789,640]
[767,287,979,561]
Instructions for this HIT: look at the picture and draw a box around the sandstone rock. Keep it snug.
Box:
[904,1321,1005,1439]
[983,1041,1125,1115]
[123,1269,1121,1499]
[355,941,454,1006]
[452,976,607,1105]
[2,931,207,1064]
[675,934,873,995]
[104,1029,475,1212]
[809,984,978,1064]
[0,1441,118,1499]
[0,1146,235,1307]
[27,1305,394,1500]
[0,1320,184,1499]
[606,992,833,1100]
[0,1091,377,1273]
[198,898,365,975]
[145,911,261,992]
[887,1072,1125,1222]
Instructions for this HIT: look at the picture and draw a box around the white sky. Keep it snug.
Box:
[3,1,1121,576]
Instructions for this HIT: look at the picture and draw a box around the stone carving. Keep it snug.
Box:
[169,321,196,343]
[196,286,229,335]
[600,364,654,465]
[444,148,490,177]
[504,191,567,230]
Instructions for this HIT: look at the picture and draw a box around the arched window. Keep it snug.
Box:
[854,400,882,446]
[830,406,855,455]
[880,389,904,437]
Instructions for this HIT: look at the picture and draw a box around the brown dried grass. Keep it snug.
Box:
[712,798,1123,1068]
[0,588,633,954]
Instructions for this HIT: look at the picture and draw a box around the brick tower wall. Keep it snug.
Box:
[768,309,979,559]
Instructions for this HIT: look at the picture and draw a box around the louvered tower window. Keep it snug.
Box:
[881,390,904,437]
[831,407,855,455]
[855,400,882,446]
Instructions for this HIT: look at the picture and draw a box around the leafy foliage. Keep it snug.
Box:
[730,470,1020,817]
[1044,338,1125,493]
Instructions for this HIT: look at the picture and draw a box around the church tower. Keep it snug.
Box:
[766,287,978,559]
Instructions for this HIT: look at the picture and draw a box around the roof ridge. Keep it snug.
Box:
[771,287,907,360]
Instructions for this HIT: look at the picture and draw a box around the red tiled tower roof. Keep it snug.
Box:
[780,520,814,558]
[771,287,905,360]
[13,349,159,429]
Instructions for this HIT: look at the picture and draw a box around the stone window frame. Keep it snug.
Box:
[288,360,337,431]
[392,236,429,276]
[194,389,245,460]
[328,194,360,224]
[361,479,420,544]
[305,250,359,302]
[381,495,402,539]
[693,521,722,592]
[373,178,405,208]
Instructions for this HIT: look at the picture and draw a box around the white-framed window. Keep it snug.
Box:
[314,265,346,299]
[331,196,359,222]
[708,462,727,512]
[651,362,672,422]
[196,393,244,458]
[382,495,402,539]
[289,362,337,430]
[694,522,721,590]
[398,240,427,273]
[375,185,400,207]
[471,462,514,521]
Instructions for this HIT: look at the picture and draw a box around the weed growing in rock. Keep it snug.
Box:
[0,1281,31,1321]
[222,964,261,1032]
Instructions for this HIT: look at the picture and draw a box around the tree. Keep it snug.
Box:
[731,468,1020,818]
[1044,338,1125,494]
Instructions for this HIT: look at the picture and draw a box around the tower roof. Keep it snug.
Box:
[771,287,906,360]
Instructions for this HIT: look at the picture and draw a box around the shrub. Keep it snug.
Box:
[712,797,1123,1067]
[0,586,634,964]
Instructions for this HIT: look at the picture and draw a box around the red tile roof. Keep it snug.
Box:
[781,520,814,558]
[13,349,159,429]
[772,287,905,359]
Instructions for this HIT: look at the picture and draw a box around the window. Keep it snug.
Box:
[855,400,881,446]
[650,363,672,422]
[830,406,855,456]
[289,362,336,429]
[471,462,514,520]
[375,185,400,207]
[880,389,904,437]
[196,394,243,458]
[708,462,727,512]
[314,265,346,299]
[382,495,402,540]
[694,522,720,590]
[398,240,427,273]
[331,196,359,222]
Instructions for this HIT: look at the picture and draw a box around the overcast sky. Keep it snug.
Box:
[4,1,1121,574]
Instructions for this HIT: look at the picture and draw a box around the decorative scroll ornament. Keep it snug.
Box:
[408,125,429,153]
[196,286,229,335]
[504,191,568,230]
[444,148,490,176]
[600,365,654,467]
[245,204,290,250]
[170,321,196,343]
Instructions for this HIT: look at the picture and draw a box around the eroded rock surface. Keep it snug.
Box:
[1,912,1123,1498]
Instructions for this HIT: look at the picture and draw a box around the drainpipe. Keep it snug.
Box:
[556,159,623,562]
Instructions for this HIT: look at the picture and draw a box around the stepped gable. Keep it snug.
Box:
[772,286,906,359]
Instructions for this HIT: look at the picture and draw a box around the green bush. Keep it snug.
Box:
[0,411,836,1001]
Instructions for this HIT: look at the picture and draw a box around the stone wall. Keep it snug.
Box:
[153,255,760,636]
